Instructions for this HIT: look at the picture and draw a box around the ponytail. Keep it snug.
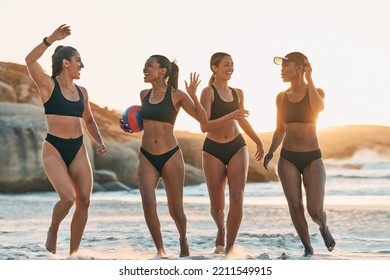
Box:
[168,61,179,89]
[51,45,77,78]
[208,73,216,85]
[150,54,179,89]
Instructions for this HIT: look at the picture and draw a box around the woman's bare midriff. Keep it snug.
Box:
[141,120,178,154]
[206,119,241,143]
[283,123,320,152]
[46,115,83,138]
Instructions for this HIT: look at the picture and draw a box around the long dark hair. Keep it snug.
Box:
[51,45,77,78]
[150,55,179,89]
[209,52,231,85]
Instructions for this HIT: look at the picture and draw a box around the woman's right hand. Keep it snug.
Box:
[263,152,273,170]
[228,109,249,121]
[119,119,133,133]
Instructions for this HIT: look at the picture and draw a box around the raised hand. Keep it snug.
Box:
[184,72,201,97]
[49,24,71,43]
[303,59,312,81]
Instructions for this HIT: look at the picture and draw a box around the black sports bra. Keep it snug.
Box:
[209,84,239,120]
[44,79,84,118]
[282,89,318,123]
[139,86,178,125]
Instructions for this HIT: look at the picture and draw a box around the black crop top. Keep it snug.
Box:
[282,89,318,123]
[139,86,178,125]
[210,84,239,120]
[44,79,84,118]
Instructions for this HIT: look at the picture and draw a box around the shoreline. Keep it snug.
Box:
[2,192,390,207]
[90,192,390,207]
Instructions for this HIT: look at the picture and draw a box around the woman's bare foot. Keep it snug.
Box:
[179,237,190,257]
[214,245,225,254]
[157,248,168,259]
[45,229,57,254]
[303,246,313,257]
[214,229,225,249]
[225,246,234,256]
[320,226,336,252]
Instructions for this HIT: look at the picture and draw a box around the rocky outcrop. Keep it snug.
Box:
[0,62,41,106]
[0,103,51,192]
[94,142,140,188]
[0,81,17,102]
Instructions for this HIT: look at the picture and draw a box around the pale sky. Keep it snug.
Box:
[1,0,389,133]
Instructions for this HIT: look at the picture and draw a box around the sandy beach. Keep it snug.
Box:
[1,188,389,280]
[1,190,389,261]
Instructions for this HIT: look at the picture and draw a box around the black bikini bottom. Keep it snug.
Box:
[202,134,246,166]
[280,148,322,174]
[45,133,83,167]
[140,145,180,173]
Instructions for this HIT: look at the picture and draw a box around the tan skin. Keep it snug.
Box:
[25,24,107,256]
[121,57,207,258]
[200,55,264,255]
[264,58,335,256]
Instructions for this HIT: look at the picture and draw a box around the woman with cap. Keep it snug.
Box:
[263,52,335,257]
[25,24,108,256]
[120,55,207,258]
[200,52,264,255]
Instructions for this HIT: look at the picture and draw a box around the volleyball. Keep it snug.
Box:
[122,105,143,132]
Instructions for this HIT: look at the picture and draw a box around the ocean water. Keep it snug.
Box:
[0,154,389,261]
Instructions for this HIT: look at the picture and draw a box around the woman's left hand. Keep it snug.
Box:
[254,143,265,163]
[263,152,273,170]
[303,59,312,81]
[184,72,201,97]
[96,143,108,156]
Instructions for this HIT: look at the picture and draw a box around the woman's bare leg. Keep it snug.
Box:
[162,150,189,257]
[225,147,248,255]
[278,157,313,256]
[68,145,93,256]
[303,159,336,251]
[42,142,76,254]
[202,152,228,253]
[138,152,166,257]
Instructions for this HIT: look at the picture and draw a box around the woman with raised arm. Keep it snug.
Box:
[25,24,107,256]
[264,52,335,257]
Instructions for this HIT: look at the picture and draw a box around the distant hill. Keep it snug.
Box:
[317,125,390,159]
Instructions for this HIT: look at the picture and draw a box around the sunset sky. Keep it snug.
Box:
[1,0,389,133]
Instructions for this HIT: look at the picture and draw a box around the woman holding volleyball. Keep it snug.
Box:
[121,55,206,258]
[25,24,107,256]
